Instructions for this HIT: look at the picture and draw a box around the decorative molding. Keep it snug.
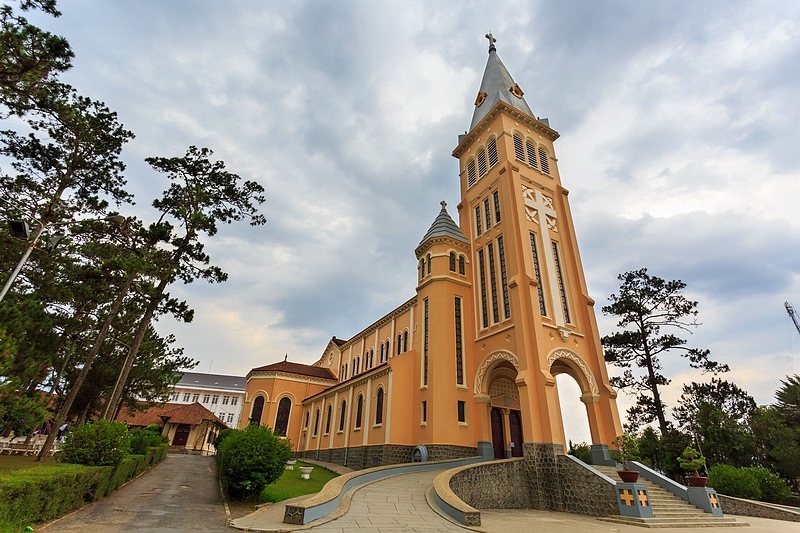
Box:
[474,350,520,396]
[546,349,599,395]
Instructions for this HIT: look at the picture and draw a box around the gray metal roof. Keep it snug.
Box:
[177,371,246,392]
[469,40,536,133]
[418,201,468,247]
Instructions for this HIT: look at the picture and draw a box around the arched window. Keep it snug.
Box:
[355,394,364,429]
[513,133,525,161]
[477,147,487,176]
[426,253,431,275]
[304,410,309,429]
[375,388,384,425]
[250,395,265,425]
[397,334,402,355]
[526,140,537,168]
[538,147,550,174]
[449,252,456,272]
[419,259,424,280]
[274,397,291,436]
[325,404,332,434]
[313,408,319,436]
[487,137,498,167]
[467,159,477,187]
[403,331,408,352]
[459,255,466,275]
[338,399,347,432]
[380,342,385,363]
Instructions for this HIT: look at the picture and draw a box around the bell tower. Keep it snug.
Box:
[454,35,622,460]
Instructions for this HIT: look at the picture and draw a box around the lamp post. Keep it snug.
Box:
[0,214,125,302]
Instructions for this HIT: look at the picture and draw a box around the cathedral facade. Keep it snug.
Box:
[241,37,623,469]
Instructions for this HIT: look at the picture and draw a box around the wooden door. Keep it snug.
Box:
[491,408,505,459]
[172,424,190,446]
[509,410,524,457]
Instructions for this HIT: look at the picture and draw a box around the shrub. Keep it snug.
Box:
[129,426,168,455]
[708,464,760,500]
[746,467,793,504]
[217,425,292,499]
[60,420,130,466]
[568,441,592,464]
[213,427,236,450]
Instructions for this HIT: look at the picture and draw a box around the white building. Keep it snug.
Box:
[170,372,246,429]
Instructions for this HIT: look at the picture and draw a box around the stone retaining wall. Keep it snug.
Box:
[297,443,477,469]
[718,495,800,522]
[448,458,531,509]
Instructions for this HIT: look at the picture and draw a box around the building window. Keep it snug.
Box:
[222,395,230,405]
[498,236,510,320]
[458,400,466,423]
[211,395,219,405]
[539,147,550,174]
[449,252,456,272]
[338,400,347,432]
[403,330,408,352]
[475,205,482,236]
[304,411,309,429]
[182,392,190,402]
[455,296,464,386]
[227,413,234,424]
[325,404,332,434]
[421,401,427,424]
[478,249,488,328]
[459,255,466,275]
[275,397,291,437]
[493,190,501,223]
[313,409,319,436]
[380,342,385,363]
[191,393,199,403]
[526,139,537,168]
[355,395,363,429]
[487,137,498,167]
[513,132,525,161]
[202,394,210,403]
[375,388,384,425]
[426,253,431,275]
[530,232,547,316]
[250,396,265,425]
[467,159,477,187]
[397,334,402,355]
[231,397,238,406]
[484,198,491,229]
[488,241,499,324]
[552,241,571,323]
[477,147,487,176]
[419,258,424,280]
[171,393,179,401]
[423,298,429,386]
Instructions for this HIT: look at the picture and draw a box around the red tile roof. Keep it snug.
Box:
[115,402,226,428]
[250,360,336,380]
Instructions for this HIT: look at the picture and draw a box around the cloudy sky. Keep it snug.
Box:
[22,1,800,442]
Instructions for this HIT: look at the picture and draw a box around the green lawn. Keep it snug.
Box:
[0,454,57,475]
[259,461,339,503]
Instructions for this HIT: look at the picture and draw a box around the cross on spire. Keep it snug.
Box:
[485,32,497,53]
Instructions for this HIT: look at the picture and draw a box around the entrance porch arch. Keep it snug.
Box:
[545,348,605,446]
[474,350,524,458]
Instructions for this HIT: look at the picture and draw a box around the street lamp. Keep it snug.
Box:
[0,214,126,302]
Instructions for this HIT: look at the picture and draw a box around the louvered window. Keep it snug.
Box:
[526,140,537,168]
[539,147,550,174]
[484,198,492,229]
[475,205,482,236]
[552,241,571,323]
[513,133,525,161]
[467,160,477,187]
[530,232,547,316]
[477,148,487,176]
[487,137,498,167]
[449,252,456,272]
[493,190,501,223]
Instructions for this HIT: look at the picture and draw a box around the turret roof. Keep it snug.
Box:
[469,34,536,133]
[418,201,468,247]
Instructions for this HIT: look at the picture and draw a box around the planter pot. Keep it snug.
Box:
[285,459,297,470]
[299,466,314,480]
[686,475,708,487]
[618,470,640,483]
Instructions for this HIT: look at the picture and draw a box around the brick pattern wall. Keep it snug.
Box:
[449,459,532,509]
[523,442,565,511]
[718,495,800,523]
[557,455,617,516]
[297,444,477,469]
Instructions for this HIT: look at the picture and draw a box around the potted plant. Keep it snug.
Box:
[612,433,641,483]
[678,446,707,487]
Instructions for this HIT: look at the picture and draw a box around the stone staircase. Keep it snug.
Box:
[591,465,748,528]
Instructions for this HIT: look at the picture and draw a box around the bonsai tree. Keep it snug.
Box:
[612,433,641,471]
[678,446,706,477]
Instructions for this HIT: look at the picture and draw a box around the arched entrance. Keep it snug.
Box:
[476,351,524,459]
[546,348,603,447]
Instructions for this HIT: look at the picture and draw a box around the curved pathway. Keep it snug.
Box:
[41,454,229,532]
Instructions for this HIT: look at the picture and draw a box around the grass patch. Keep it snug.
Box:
[0,455,57,475]
[259,461,338,503]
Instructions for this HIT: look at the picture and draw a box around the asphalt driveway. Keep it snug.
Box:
[41,454,230,532]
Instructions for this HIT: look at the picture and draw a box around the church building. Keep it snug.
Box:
[241,36,623,470]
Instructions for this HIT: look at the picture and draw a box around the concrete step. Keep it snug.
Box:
[599,515,749,528]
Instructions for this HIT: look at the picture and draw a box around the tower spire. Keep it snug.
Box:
[485,32,497,53]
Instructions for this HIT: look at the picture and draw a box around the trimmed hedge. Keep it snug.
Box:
[0,445,167,531]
